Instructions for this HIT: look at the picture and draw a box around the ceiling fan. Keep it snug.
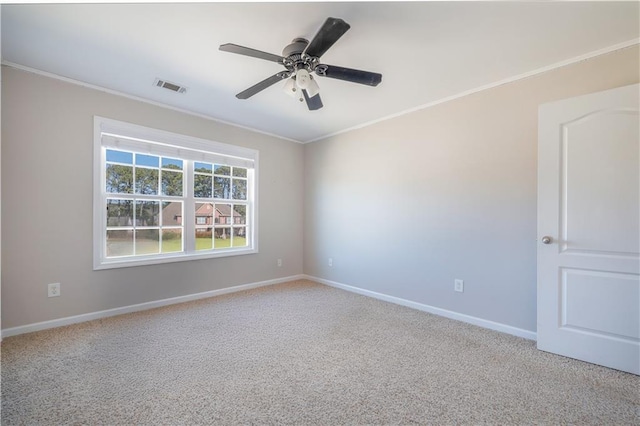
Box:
[219,17,382,111]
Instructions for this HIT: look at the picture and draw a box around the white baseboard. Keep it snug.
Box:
[2,274,536,341]
[1,274,305,338]
[305,275,537,341]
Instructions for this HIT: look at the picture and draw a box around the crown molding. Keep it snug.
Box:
[304,38,640,143]
[1,60,303,144]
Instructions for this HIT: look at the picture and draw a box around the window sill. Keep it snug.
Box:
[93,247,258,270]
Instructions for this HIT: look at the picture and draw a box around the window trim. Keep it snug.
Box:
[93,116,259,270]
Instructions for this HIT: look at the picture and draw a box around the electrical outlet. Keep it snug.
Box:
[277,258,282,267]
[48,283,61,298]
[454,279,464,293]
[328,258,333,267]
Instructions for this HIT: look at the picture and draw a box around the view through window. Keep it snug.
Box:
[94,117,258,269]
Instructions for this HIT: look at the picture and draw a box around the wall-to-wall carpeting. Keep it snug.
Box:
[2,280,638,424]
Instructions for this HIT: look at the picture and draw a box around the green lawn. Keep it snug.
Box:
[162,237,247,252]
[107,237,247,257]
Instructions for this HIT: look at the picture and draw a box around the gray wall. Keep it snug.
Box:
[1,67,304,329]
[303,47,640,333]
[3,47,639,333]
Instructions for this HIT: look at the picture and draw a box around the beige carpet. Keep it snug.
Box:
[1,280,638,425]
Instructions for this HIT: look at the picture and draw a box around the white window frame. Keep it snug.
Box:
[93,116,259,270]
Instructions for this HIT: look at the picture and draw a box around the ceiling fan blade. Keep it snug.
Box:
[317,64,382,87]
[302,89,323,111]
[303,17,350,59]
[236,73,288,99]
[219,43,285,64]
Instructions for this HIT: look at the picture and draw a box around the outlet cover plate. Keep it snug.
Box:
[454,279,464,293]
[48,282,61,297]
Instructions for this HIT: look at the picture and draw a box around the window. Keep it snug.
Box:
[94,117,258,269]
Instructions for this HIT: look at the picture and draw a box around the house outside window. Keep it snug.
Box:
[94,117,258,269]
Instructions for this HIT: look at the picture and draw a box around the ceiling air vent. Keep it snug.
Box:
[153,78,187,94]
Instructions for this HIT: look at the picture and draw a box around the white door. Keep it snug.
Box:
[537,84,640,375]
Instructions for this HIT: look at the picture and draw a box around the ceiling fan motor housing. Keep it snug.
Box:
[282,38,319,73]
[282,38,308,58]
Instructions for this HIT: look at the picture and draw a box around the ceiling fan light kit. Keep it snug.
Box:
[283,77,298,99]
[219,17,382,111]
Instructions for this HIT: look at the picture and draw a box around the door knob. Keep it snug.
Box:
[541,236,552,244]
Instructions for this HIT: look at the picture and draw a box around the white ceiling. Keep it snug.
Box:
[2,2,638,143]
